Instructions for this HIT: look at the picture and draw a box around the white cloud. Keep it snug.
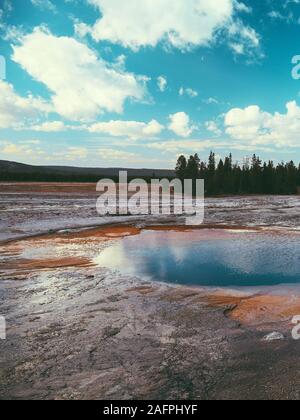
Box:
[88,119,164,140]
[20,139,41,145]
[229,42,244,55]
[157,76,167,92]
[268,11,285,20]
[179,87,198,98]
[227,19,260,57]
[2,143,21,154]
[51,146,89,162]
[203,97,219,105]
[224,101,300,147]
[66,147,88,160]
[206,120,221,136]
[147,138,276,156]
[29,121,66,132]
[0,141,45,157]
[12,27,148,121]
[81,0,259,54]
[28,118,164,138]
[267,8,294,23]
[234,1,252,14]
[168,112,195,138]
[30,0,57,12]
[0,0,13,24]
[0,80,50,129]
[148,139,217,154]
[99,148,138,162]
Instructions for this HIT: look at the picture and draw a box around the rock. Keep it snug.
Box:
[29,316,41,322]
[262,332,285,342]
[87,345,97,354]
[103,326,122,338]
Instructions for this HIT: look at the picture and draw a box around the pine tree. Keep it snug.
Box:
[175,155,187,181]
[174,152,300,196]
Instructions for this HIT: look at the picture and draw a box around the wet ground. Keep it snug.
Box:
[1,183,300,400]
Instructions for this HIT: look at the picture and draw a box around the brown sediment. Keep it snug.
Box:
[63,225,141,240]
[2,221,290,251]
[147,224,261,232]
[56,222,299,243]
[0,222,265,247]
[93,223,293,243]
[159,288,202,303]
[126,286,157,295]
[203,292,300,325]
[0,182,97,194]
[0,225,143,275]
[0,256,93,273]
[0,245,22,256]
[143,225,194,232]
[5,224,142,245]
[201,293,246,309]
[231,294,300,324]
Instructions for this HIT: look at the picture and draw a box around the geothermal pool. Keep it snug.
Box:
[95,229,300,288]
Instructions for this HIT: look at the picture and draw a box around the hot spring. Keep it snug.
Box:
[94,228,300,288]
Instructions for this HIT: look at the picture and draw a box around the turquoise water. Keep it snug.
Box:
[95,229,300,288]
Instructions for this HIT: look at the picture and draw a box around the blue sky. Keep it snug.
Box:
[1,0,300,168]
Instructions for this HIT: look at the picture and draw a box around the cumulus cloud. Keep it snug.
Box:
[168,112,195,137]
[80,0,259,55]
[29,121,67,132]
[88,119,164,140]
[12,27,148,121]
[179,87,198,98]
[206,120,221,136]
[0,80,50,129]
[226,19,260,57]
[224,101,300,147]
[157,76,167,92]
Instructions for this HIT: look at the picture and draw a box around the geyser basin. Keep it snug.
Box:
[95,228,300,288]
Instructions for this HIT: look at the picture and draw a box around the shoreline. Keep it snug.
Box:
[1,222,300,326]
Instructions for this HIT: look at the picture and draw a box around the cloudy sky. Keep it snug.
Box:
[1,0,300,168]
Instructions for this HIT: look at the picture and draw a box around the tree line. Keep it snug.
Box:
[0,169,161,184]
[175,152,300,195]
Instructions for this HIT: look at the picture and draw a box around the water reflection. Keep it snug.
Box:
[94,229,300,287]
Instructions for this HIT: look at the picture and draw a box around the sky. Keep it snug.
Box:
[1,0,300,169]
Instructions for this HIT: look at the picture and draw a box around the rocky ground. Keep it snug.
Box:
[0,183,300,400]
[1,182,300,241]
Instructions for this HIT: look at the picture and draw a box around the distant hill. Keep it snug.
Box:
[0,160,175,182]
